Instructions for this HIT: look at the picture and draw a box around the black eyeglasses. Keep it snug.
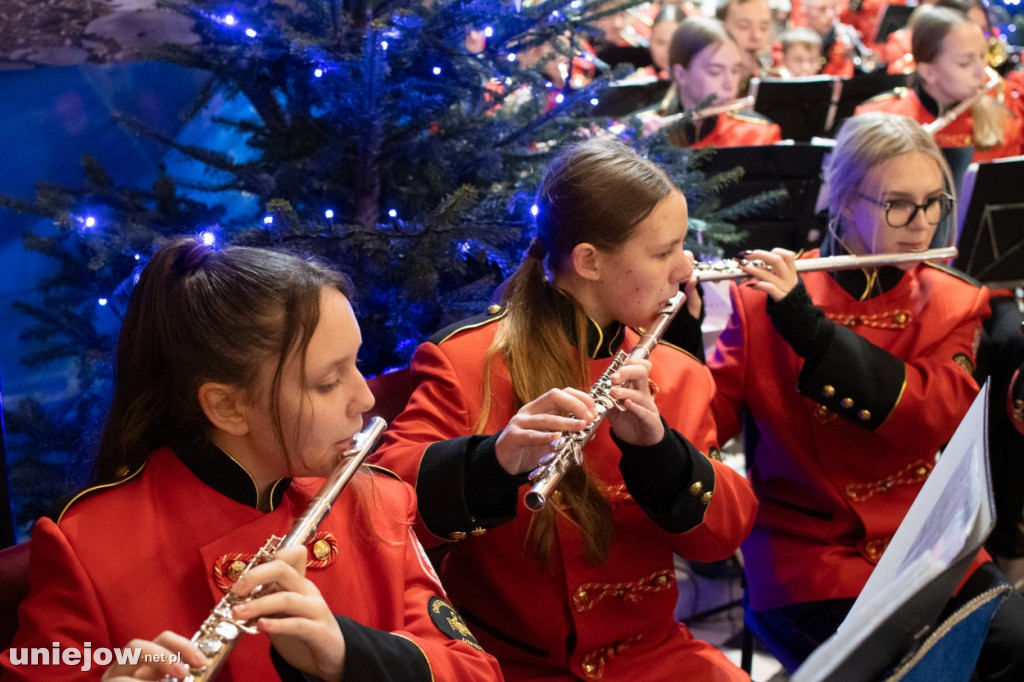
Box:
[857,193,955,228]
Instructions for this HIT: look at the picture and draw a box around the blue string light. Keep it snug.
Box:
[325,209,335,219]
[388,209,398,218]
[432,66,442,75]
[201,231,216,245]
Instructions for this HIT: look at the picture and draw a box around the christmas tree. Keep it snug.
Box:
[2,0,774,537]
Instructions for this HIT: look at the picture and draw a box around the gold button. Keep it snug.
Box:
[688,481,703,496]
[708,447,722,461]
[655,574,670,587]
[582,663,598,678]
[312,539,331,560]
[573,588,589,606]
[487,304,501,315]
[822,385,836,398]
[227,560,247,581]
[449,531,467,541]
[700,491,712,505]
[894,312,908,324]
[840,397,854,409]
[915,465,928,477]
[857,409,871,421]
[115,466,130,478]
[470,526,487,537]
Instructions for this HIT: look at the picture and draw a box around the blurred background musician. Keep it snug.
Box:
[707,112,1024,677]
[641,3,688,80]
[716,0,776,92]
[775,26,825,77]
[856,5,1023,162]
[649,17,783,146]
[802,0,873,76]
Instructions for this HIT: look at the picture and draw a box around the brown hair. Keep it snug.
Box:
[482,139,678,565]
[94,237,354,484]
[911,5,1008,150]
[668,16,733,70]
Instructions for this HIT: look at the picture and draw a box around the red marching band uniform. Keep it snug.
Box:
[0,447,502,681]
[669,109,783,148]
[373,305,758,681]
[708,252,992,612]
[855,85,1024,162]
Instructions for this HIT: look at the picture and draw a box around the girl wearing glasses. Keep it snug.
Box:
[855,5,1023,163]
[707,112,1024,678]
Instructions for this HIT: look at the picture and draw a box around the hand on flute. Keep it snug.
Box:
[739,248,801,302]
[496,388,598,475]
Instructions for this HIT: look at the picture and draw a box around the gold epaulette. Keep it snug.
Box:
[727,110,774,125]
[429,304,508,346]
[56,462,147,523]
[862,87,908,106]
[365,463,404,482]
[923,260,982,287]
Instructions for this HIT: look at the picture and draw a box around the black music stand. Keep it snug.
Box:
[827,71,909,136]
[693,143,831,253]
[750,77,841,142]
[955,155,1024,288]
[875,4,915,44]
[590,78,671,117]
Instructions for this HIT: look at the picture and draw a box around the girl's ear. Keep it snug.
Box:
[916,62,936,89]
[570,242,602,282]
[198,382,250,436]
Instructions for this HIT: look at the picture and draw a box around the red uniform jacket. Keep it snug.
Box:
[0,448,502,681]
[855,86,1024,162]
[708,253,991,612]
[670,110,783,148]
[374,310,757,681]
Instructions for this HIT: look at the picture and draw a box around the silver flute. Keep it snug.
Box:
[164,416,387,682]
[524,292,686,512]
[692,247,958,282]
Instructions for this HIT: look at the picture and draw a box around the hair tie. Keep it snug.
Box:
[178,241,215,275]
[527,238,548,260]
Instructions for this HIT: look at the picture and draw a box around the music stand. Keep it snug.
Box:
[590,78,671,117]
[955,155,1024,288]
[827,71,909,136]
[875,4,915,44]
[750,77,842,142]
[692,143,831,253]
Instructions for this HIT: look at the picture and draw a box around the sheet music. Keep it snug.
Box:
[793,382,993,682]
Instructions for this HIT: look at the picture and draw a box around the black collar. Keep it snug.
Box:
[915,83,942,118]
[177,438,290,510]
[679,114,719,146]
[553,289,627,359]
[833,265,907,300]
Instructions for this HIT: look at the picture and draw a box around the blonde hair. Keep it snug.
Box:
[823,113,956,256]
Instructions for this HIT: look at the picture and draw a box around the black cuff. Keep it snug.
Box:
[464,431,530,518]
[417,435,523,541]
[798,324,906,429]
[270,615,432,681]
[614,421,716,533]
[766,280,834,365]
[663,289,706,361]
